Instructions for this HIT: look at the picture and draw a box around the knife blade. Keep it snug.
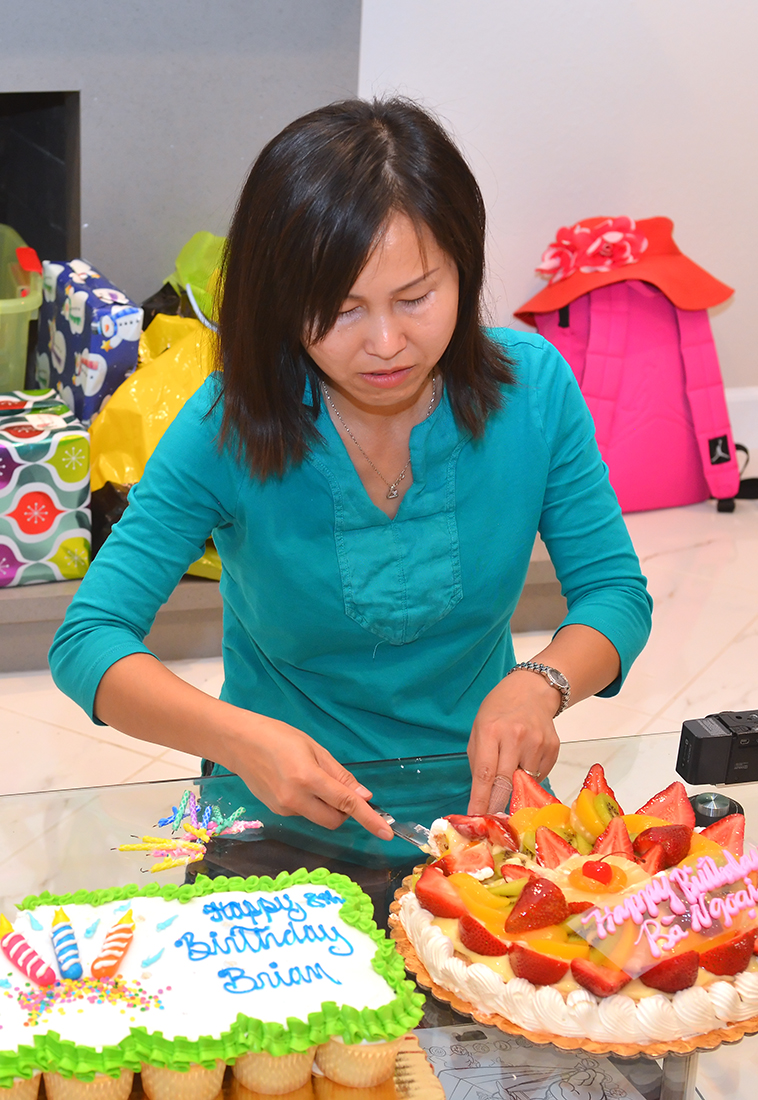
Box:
[371,805,432,851]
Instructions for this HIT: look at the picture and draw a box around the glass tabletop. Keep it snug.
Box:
[1,728,756,1100]
[3,728,757,920]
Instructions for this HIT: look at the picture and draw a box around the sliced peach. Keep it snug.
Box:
[621,813,669,838]
[522,938,590,961]
[447,872,513,933]
[571,789,607,842]
[508,807,539,837]
[532,803,571,832]
[686,834,725,859]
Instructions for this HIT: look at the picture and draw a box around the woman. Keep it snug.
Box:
[50,99,652,842]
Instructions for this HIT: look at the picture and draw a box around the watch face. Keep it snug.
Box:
[546,668,569,691]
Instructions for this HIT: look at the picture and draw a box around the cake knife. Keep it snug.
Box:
[371,805,432,851]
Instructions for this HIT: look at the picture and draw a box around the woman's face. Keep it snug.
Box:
[305,213,459,413]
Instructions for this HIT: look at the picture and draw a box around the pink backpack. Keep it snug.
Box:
[534,280,739,513]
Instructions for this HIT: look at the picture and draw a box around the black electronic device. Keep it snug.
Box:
[677,709,758,785]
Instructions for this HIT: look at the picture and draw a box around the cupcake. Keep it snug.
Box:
[1,1077,42,1100]
[230,1078,314,1100]
[232,1048,316,1095]
[312,1075,396,1100]
[314,1037,401,1088]
[42,1069,134,1100]
[140,1060,226,1100]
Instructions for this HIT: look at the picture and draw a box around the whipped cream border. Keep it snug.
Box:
[399,892,758,1044]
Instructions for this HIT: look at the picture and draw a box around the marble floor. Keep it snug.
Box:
[2,497,758,796]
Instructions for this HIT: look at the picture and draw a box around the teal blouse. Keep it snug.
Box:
[49,331,652,834]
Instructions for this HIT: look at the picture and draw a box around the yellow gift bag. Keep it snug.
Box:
[89,314,221,579]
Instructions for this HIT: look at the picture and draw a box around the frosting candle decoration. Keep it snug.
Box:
[0,914,57,986]
[51,907,83,980]
[90,909,135,979]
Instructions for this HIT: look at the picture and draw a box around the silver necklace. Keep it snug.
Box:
[321,373,437,500]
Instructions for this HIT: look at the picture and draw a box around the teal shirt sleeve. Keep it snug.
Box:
[49,377,237,722]
[502,329,652,694]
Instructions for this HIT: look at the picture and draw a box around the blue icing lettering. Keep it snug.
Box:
[303,890,343,908]
[113,903,131,914]
[28,914,43,932]
[84,919,100,939]
[203,893,307,926]
[218,960,341,994]
[175,920,354,961]
[156,915,178,932]
[141,948,164,968]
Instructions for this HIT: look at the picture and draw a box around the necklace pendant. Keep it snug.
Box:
[386,485,399,500]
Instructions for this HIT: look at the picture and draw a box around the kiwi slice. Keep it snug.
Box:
[484,879,525,899]
[520,829,536,860]
[594,793,621,827]
[574,833,593,856]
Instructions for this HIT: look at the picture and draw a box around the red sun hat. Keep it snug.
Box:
[514,216,733,326]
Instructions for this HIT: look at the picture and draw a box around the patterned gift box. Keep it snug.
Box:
[35,259,143,425]
[0,390,91,586]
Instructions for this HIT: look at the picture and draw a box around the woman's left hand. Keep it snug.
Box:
[467,669,561,814]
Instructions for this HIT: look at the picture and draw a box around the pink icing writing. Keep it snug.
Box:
[581,844,758,940]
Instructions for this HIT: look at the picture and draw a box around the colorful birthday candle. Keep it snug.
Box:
[51,908,82,980]
[91,910,135,979]
[0,914,56,986]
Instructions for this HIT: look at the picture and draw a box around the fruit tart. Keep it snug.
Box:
[392,765,758,1054]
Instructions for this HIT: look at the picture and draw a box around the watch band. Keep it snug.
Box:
[507,661,571,717]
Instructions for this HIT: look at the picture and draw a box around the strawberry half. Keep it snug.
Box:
[571,958,631,998]
[700,931,756,976]
[633,824,692,868]
[500,863,539,882]
[510,944,569,985]
[567,900,593,916]
[446,813,518,852]
[505,876,569,933]
[640,950,699,993]
[581,763,621,808]
[440,841,495,876]
[535,826,577,869]
[636,781,696,829]
[700,814,745,859]
[415,865,466,918]
[591,817,634,860]
[458,911,511,956]
[509,769,560,813]
[638,842,667,875]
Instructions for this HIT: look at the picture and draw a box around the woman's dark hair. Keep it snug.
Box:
[217,97,515,477]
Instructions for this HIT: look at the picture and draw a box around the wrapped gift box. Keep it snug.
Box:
[35,259,143,425]
[0,390,91,586]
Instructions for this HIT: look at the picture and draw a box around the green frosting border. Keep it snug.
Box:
[0,870,423,1087]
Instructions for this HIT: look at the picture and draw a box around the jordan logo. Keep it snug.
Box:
[709,435,730,465]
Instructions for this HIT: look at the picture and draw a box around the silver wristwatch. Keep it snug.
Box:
[507,661,571,717]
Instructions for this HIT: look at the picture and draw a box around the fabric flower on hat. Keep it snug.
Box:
[536,217,648,284]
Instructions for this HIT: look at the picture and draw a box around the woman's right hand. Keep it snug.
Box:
[95,653,393,841]
[224,712,394,840]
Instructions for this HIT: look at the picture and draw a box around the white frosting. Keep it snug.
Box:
[400,891,758,1042]
[0,886,401,1055]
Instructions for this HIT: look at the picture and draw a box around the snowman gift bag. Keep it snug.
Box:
[36,260,143,425]
[0,390,91,587]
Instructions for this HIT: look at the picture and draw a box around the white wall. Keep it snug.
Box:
[1,0,361,304]
[359,0,758,388]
